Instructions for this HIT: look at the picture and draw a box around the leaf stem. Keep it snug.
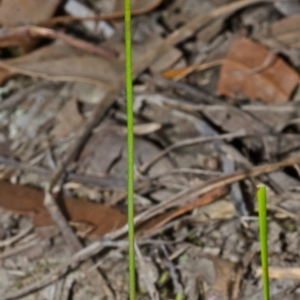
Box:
[124,0,136,299]
[257,185,270,300]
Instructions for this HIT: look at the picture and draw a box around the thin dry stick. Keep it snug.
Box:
[0,60,112,88]
[0,239,38,261]
[27,26,118,58]
[256,267,300,280]
[0,225,33,248]
[0,26,118,58]
[139,130,247,173]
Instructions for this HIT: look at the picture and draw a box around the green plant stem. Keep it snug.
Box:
[124,0,136,299]
[257,185,270,300]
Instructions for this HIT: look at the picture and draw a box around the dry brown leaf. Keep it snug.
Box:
[217,38,299,103]
[0,0,60,26]
[52,98,83,138]
[0,180,127,237]
[0,40,122,86]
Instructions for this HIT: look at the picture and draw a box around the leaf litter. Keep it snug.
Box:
[1,0,300,299]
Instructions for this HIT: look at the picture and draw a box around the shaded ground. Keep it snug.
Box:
[0,0,300,299]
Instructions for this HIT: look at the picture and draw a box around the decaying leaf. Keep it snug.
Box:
[0,180,127,237]
[217,38,299,103]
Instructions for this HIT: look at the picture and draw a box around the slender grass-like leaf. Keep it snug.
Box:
[257,185,270,300]
[124,0,136,299]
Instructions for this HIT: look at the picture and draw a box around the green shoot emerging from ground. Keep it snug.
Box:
[257,185,270,300]
[124,0,136,299]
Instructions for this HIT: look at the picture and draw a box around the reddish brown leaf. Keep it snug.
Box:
[0,180,127,237]
[217,38,299,103]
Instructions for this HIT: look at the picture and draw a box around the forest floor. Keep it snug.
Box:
[0,0,300,299]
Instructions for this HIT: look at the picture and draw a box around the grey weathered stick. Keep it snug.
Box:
[139,130,247,173]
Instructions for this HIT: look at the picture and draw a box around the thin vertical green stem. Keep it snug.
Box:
[124,0,135,299]
[257,185,270,300]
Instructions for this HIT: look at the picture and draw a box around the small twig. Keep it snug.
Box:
[29,26,118,58]
[232,51,277,76]
[0,238,37,261]
[43,193,80,250]
[0,26,118,58]
[232,267,244,300]
[0,60,112,88]
[0,225,33,248]
[139,130,246,173]
[161,245,183,297]
[256,267,300,280]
